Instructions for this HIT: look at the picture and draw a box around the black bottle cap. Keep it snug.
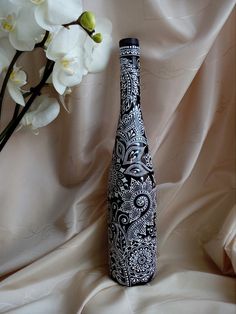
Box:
[119,38,139,47]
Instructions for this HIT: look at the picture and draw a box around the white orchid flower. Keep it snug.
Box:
[20,95,60,130]
[0,38,16,74]
[46,25,87,94]
[51,47,86,95]
[84,18,112,73]
[0,0,44,51]
[10,0,83,32]
[7,67,27,106]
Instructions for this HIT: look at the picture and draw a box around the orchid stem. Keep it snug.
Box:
[35,31,49,48]
[0,121,14,142]
[0,50,22,123]
[9,31,50,121]
[12,104,21,120]
[0,103,20,142]
[0,31,49,125]
[0,60,54,152]
[0,31,50,147]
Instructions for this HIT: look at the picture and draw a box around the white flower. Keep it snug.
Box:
[0,0,44,51]
[46,25,87,94]
[20,95,60,130]
[0,38,16,74]
[84,18,112,73]
[10,0,83,32]
[51,48,86,95]
[7,67,27,106]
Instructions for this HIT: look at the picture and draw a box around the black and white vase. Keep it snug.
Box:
[107,38,158,287]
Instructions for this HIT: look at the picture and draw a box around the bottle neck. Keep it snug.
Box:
[119,44,140,115]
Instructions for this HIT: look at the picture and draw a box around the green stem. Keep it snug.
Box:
[0,60,54,152]
[63,19,95,37]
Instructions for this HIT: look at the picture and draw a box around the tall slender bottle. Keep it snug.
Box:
[107,38,158,286]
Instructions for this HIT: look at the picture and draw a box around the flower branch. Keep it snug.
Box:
[0,30,50,142]
[0,60,54,151]
[0,0,112,152]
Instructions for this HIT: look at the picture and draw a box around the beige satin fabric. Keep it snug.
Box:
[0,0,235,313]
[204,205,236,275]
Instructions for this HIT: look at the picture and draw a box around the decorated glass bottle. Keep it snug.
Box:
[107,38,157,286]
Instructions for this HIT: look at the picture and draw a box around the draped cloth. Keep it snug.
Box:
[0,0,235,313]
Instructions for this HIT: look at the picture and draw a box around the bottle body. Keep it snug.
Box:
[107,38,157,286]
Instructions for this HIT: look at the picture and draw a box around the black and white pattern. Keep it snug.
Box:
[107,43,157,287]
[120,58,140,113]
[120,45,140,57]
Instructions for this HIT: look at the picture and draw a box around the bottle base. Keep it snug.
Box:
[109,272,156,287]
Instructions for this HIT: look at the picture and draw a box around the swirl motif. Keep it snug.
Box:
[120,178,154,222]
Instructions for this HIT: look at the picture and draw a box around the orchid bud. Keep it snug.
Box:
[80,11,96,32]
[92,33,103,43]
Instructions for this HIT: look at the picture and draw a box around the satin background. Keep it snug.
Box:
[0,0,235,313]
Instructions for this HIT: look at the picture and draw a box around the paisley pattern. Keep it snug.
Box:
[117,105,147,144]
[107,43,157,287]
[120,58,140,113]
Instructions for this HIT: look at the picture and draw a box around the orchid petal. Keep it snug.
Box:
[8,6,44,51]
[7,81,25,106]
[52,61,66,95]
[9,32,32,52]
[35,0,82,31]
[46,0,82,26]
[21,112,34,126]
[34,4,58,32]
[9,0,28,6]
[12,69,27,87]
[59,69,83,87]
[46,25,86,60]
[85,35,112,73]
[0,30,7,39]
[59,93,71,113]
[16,6,43,41]
[95,18,112,35]
[0,0,18,17]
[21,95,60,129]
[31,97,60,129]
[84,18,112,73]
[0,38,16,72]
